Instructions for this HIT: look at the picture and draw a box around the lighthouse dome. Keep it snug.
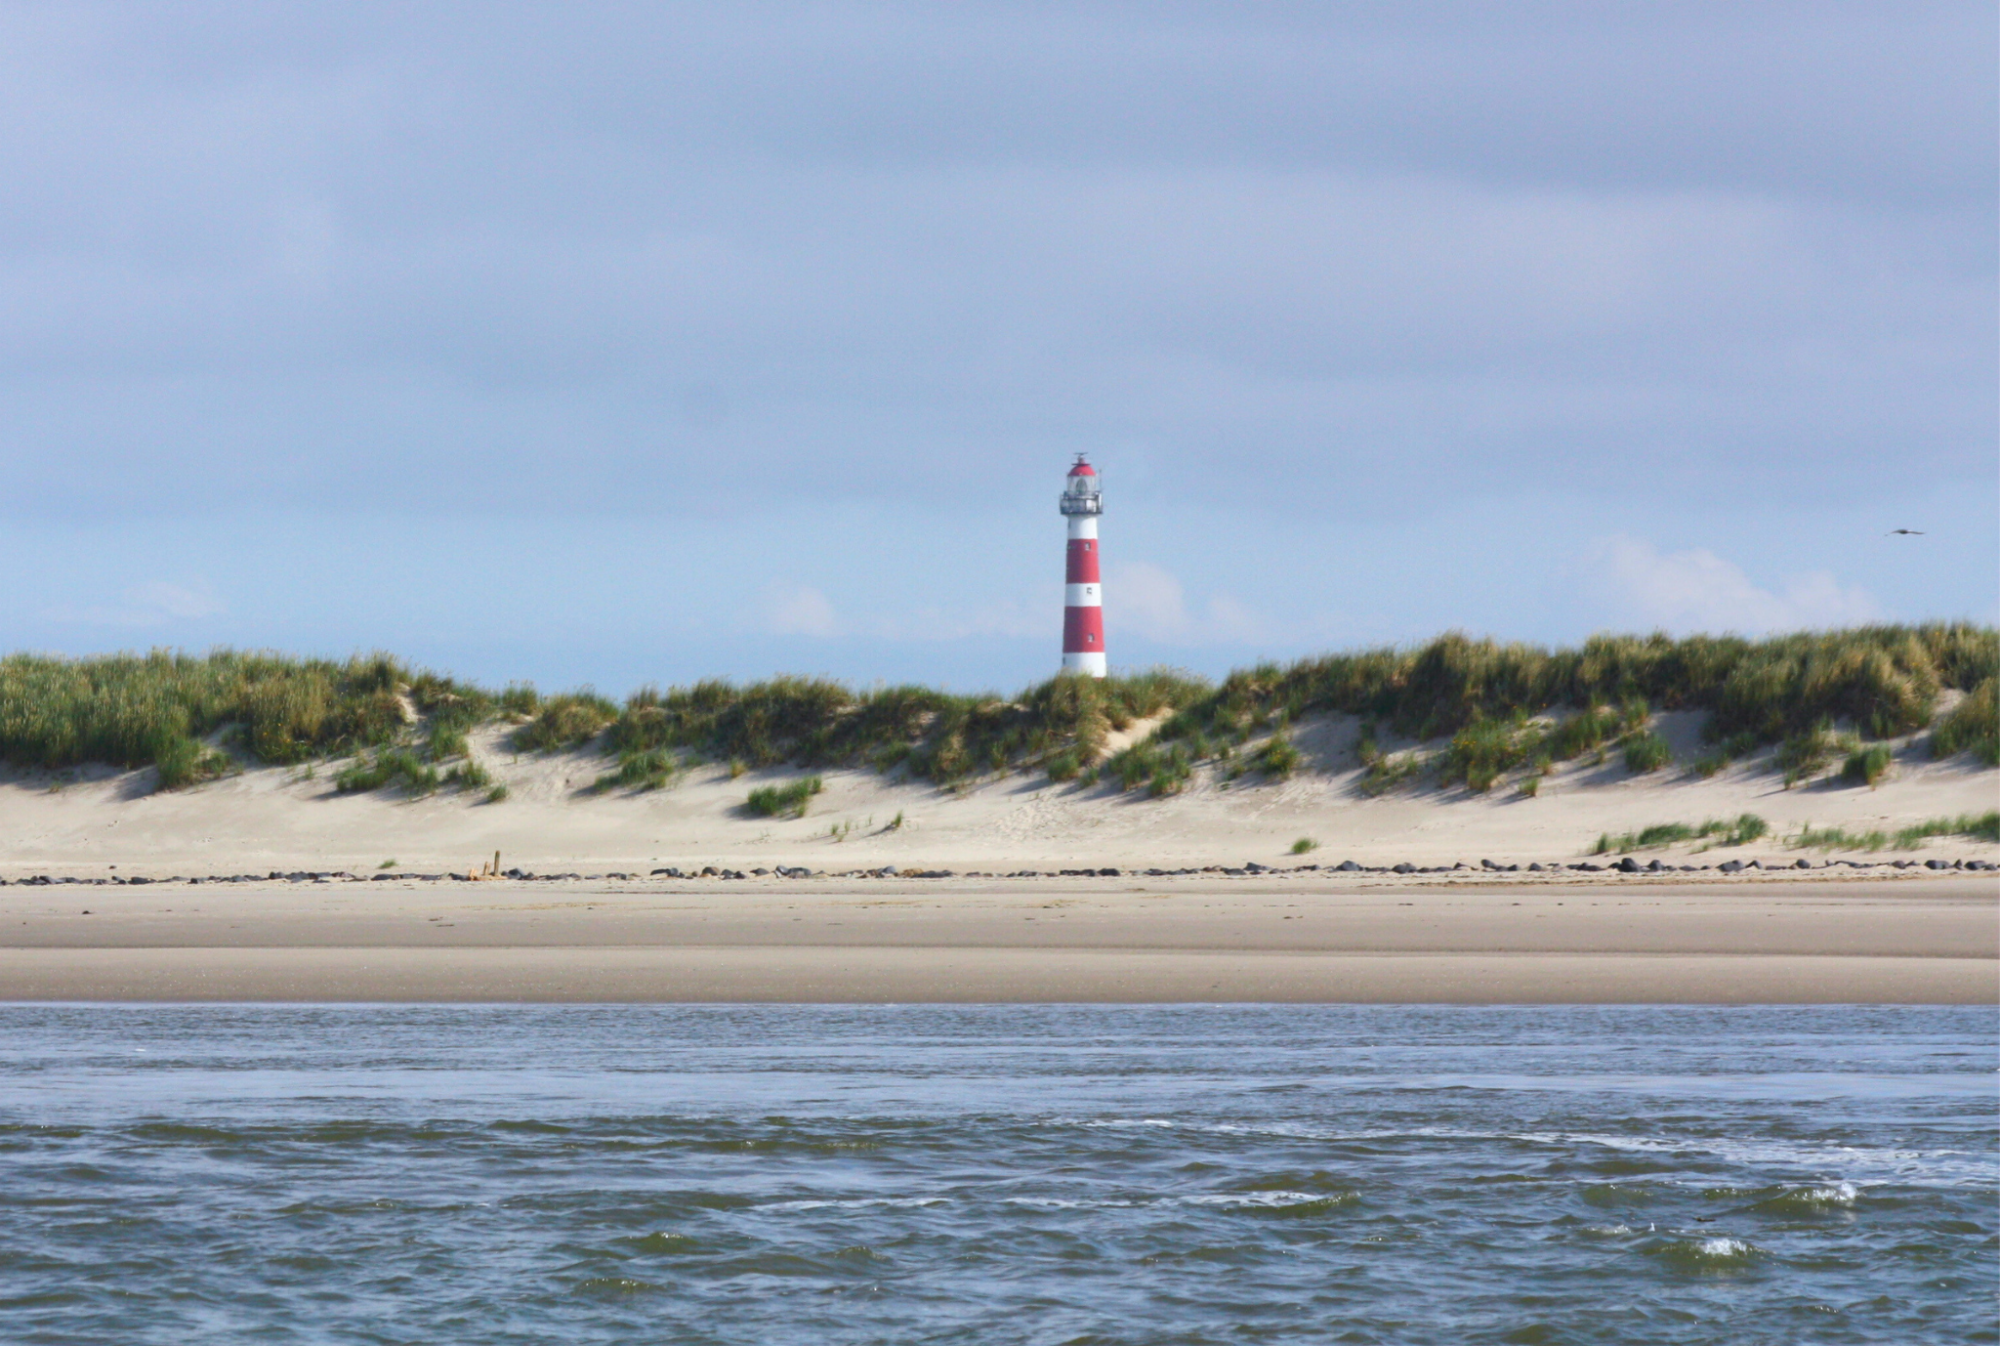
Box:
[1060,457,1103,515]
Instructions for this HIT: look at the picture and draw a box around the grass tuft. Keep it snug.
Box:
[1255,734,1302,780]
[1621,732,1673,775]
[1290,837,1318,855]
[1593,813,1768,854]
[1777,723,1840,787]
[1360,752,1428,796]
[1842,744,1893,788]
[513,691,618,753]
[591,748,682,794]
[152,733,233,791]
[744,775,824,818]
[336,749,438,797]
[1931,678,1998,765]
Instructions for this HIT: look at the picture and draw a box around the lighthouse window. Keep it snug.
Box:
[1084,541,1093,551]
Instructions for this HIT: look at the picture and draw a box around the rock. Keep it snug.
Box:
[1646,859,1665,872]
[127,876,152,885]
[1098,867,1119,877]
[1926,859,1951,870]
[750,868,770,876]
[1527,863,1543,872]
[1615,858,1640,873]
[1336,860,1361,872]
[1392,863,1415,874]
[1481,859,1500,870]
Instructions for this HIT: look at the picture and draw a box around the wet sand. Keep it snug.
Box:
[2,874,1992,1003]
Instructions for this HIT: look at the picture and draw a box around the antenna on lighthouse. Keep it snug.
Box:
[1060,454,1106,677]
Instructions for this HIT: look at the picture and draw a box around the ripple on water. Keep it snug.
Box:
[0,1003,1988,1345]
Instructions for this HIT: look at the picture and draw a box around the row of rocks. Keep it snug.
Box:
[3,856,1989,887]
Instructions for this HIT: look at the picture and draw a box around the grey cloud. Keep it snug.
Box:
[0,1,1990,528]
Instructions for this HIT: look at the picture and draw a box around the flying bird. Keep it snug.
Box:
[1887,528,1926,536]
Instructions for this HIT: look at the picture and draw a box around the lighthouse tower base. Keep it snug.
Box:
[1062,651,1108,677]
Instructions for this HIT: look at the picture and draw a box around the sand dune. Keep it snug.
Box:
[0,717,1990,878]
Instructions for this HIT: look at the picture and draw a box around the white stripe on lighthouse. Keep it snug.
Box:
[1065,584,1101,607]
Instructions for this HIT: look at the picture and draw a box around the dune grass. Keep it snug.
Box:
[1152,625,1990,757]
[514,691,618,752]
[1790,812,1999,851]
[1,627,1991,800]
[1593,814,1769,854]
[1932,677,1998,765]
[1842,743,1893,787]
[335,748,439,798]
[591,748,682,794]
[744,776,824,818]
[612,669,1208,789]
[1621,731,1673,774]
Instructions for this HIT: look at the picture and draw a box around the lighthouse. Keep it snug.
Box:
[1059,454,1107,677]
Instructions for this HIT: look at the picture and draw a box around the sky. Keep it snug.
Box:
[3,1,1994,695]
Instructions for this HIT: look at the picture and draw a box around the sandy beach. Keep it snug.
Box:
[3,873,1991,1003]
[4,713,1992,1002]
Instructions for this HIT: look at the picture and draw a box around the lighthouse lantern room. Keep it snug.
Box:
[1059,455,1107,677]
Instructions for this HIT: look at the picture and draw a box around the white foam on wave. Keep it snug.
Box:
[1797,1181,1859,1206]
[761,1196,948,1212]
[1063,1117,1993,1187]
[1696,1237,1752,1258]
[1181,1190,1334,1209]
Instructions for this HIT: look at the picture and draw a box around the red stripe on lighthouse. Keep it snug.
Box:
[1063,605,1105,651]
[1065,539,1100,583]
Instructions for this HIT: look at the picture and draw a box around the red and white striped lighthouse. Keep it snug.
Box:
[1060,454,1107,677]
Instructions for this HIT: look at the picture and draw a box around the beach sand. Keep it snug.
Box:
[3,874,1991,1003]
[4,716,1992,1002]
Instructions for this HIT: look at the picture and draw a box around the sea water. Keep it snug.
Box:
[0,1004,1992,1345]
